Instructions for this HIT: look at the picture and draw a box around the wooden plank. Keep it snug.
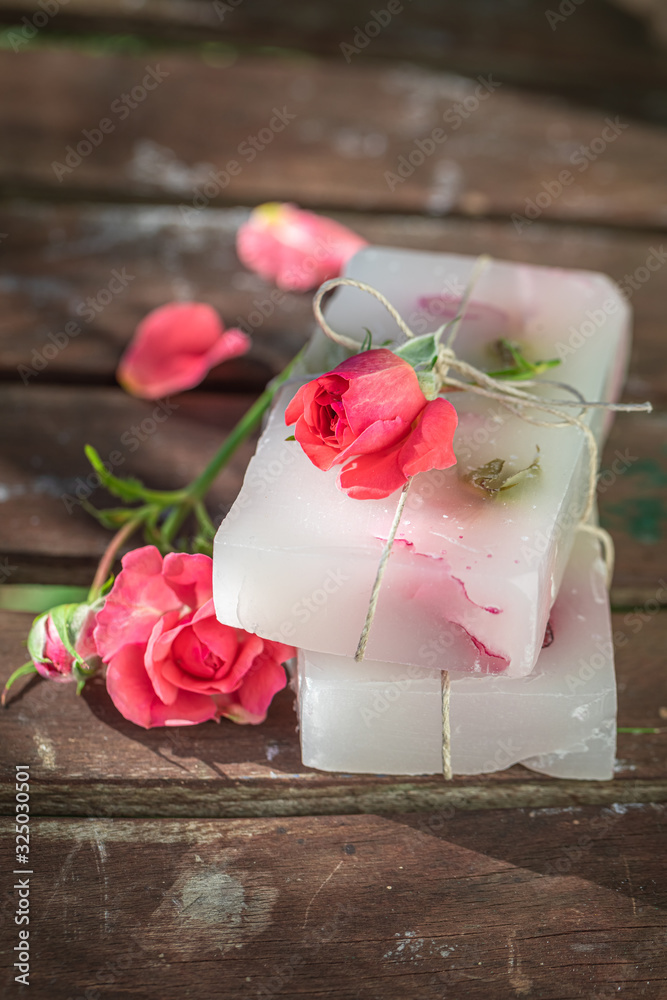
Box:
[0,808,665,998]
[1,50,667,226]
[0,607,665,818]
[1,0,666,127]
[2,203,667,405]
[0,203,311,391]
[0,385,256,566]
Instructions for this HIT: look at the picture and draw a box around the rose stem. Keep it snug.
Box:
[161,344,308,545]
[88,514,147,602]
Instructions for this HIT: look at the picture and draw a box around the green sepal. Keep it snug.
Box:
[285,435,296,442]
[98,575,115,598]
[360,328,373,352]
[72,660,97,683]
[394,333,439,369]
[27,612,51,665]
[29,602,102,682]
[47,604,87,670]
[416,371,439,400]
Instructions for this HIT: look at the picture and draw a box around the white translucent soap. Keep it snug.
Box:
[296,530,616,779]
[213,248,629,677]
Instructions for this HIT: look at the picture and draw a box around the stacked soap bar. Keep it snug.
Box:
[214,248,629,680]
[296,528,617,779]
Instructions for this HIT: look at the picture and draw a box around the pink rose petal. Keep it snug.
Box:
[117,302,250,399]
[237,203,367,292]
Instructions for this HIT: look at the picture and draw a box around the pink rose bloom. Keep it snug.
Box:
[236,202,367,292]
[95,546,294,728]
[285,348,458,500]
[29,604,100,683]
[117,302,250,399]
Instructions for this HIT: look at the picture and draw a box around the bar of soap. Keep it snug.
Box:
[296,529,616,779]
[213,248,629,676]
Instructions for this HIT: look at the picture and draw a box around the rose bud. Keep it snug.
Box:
[28,603,102,684]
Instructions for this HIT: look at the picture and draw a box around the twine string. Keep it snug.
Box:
[441,670,452,781]
[313,264,651,780]
[354,478,412,662]
[313,277,416,351]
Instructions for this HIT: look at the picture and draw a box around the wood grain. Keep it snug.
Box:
[0,607,665,818]
[2,203,667,405]
[0,808,665,999]
[1,0,666,126]
[1,51,667,226]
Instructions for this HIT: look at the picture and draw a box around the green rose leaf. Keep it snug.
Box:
[84,445,150,503]
[487,339,561,382]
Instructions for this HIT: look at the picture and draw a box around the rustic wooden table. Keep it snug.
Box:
[0,3,666,998]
